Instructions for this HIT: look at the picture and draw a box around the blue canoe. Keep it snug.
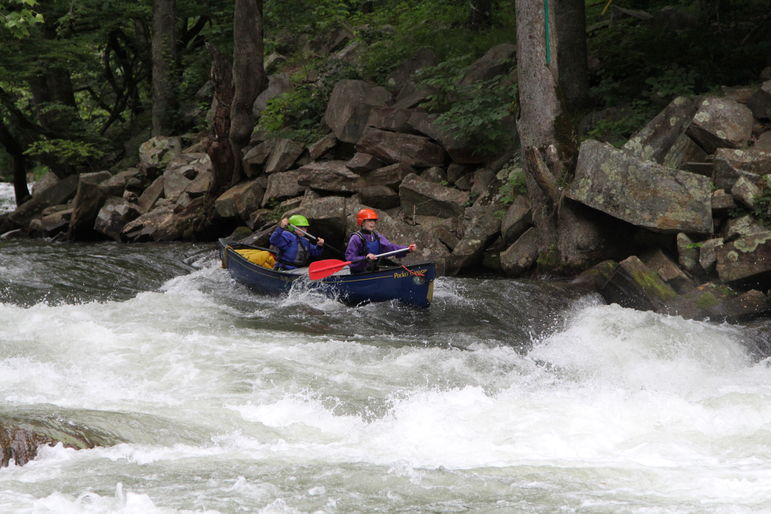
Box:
[219,239,436,308]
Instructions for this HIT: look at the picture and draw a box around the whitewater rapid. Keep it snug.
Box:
[1,243,770,513]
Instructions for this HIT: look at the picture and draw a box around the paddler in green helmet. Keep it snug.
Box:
[269,214,325,270]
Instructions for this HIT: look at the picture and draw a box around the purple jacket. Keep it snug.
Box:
[345,230,408,272]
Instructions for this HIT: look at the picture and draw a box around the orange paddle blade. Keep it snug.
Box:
[308,259,352,280]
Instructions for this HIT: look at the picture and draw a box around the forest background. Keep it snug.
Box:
[0,0,769,218]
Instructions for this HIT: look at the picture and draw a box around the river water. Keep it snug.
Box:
[1,224,771,512]
[0,182,14,214]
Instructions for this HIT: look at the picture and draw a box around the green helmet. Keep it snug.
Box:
[287,214,309,231]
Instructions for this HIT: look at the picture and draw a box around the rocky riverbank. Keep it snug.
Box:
[1,46,769,324]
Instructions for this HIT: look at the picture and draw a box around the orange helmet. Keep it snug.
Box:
[356,208,378,226]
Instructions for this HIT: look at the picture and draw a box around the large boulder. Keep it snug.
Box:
[307,133,338,161]
[242,139,276,177]
[745,80,771,120]
[68,171,116,240]
[358,185,400,209]
[94,197,142,242]
[138,136,181,170]
[722,215,768,242]
[641,248,694,293]
[661,132,708,170]
[448,202,501,273]
[1,416,114,467]
[366,106,414,133]
[121,201,180,242]
[665,284,770,322]
[500,195,532,245]
[356,127,447,168]
[599,255,678,312]
[359,162,415,189]
[500,227,539,276]
[215,179,266,221]
[297,161,360,193]
[8,174,78,229]
[712,147,771,190]
[293,195,351,245]
[252,73,293,117]
[399,173,468,218]
[686,97,754,153]
[567,139,713,234]
[407,111,482,165]
[264,138,305,174]
[716,231,771,287]
[324,80,391,143]
[261,170,304,207]
[137,176,165,213]
[28,206,72,237]
[346,152,384,172]
[623,96,700,164]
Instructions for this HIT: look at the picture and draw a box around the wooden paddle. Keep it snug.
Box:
[308,248,410,280]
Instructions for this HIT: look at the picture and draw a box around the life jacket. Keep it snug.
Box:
[354,230,381,255]
[276,233,310,269]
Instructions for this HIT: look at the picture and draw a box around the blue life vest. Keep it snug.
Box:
[353,230,381,273]
[355,230,381,255]
[276,233,309,269]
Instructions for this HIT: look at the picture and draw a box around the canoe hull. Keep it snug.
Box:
[219,241,436,308]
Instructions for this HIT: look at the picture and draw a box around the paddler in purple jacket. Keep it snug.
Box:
[345,208,417,273]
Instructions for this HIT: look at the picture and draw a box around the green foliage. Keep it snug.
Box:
[751,189,771,228]
[356,0,516,83]
[28,164,49,181]
[0,0,43,38]
[498,167,527,206]
[584,0,770,145]
[257,87,326,143]
[24,138,104,167]
[418,58,517,156]
[257,60,360,143]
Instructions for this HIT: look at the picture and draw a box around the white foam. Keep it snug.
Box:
[2,279,770,512]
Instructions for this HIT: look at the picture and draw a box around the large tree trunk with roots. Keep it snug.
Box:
[228,0,266,187]
[515,0,610,272]
[151,0,178,136]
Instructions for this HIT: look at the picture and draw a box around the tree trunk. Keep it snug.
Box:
[0,121,30,206]
[515,0,562,261]
[151,0,178,136]
[229,0,266,186]
[28,21,78,136]
[205,43,235,197]
[555,0,589,110]
[515,0,609,272]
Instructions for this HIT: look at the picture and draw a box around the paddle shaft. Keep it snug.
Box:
[355,247,408,261]
[308,247,411,280]
[288,223,345,256]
